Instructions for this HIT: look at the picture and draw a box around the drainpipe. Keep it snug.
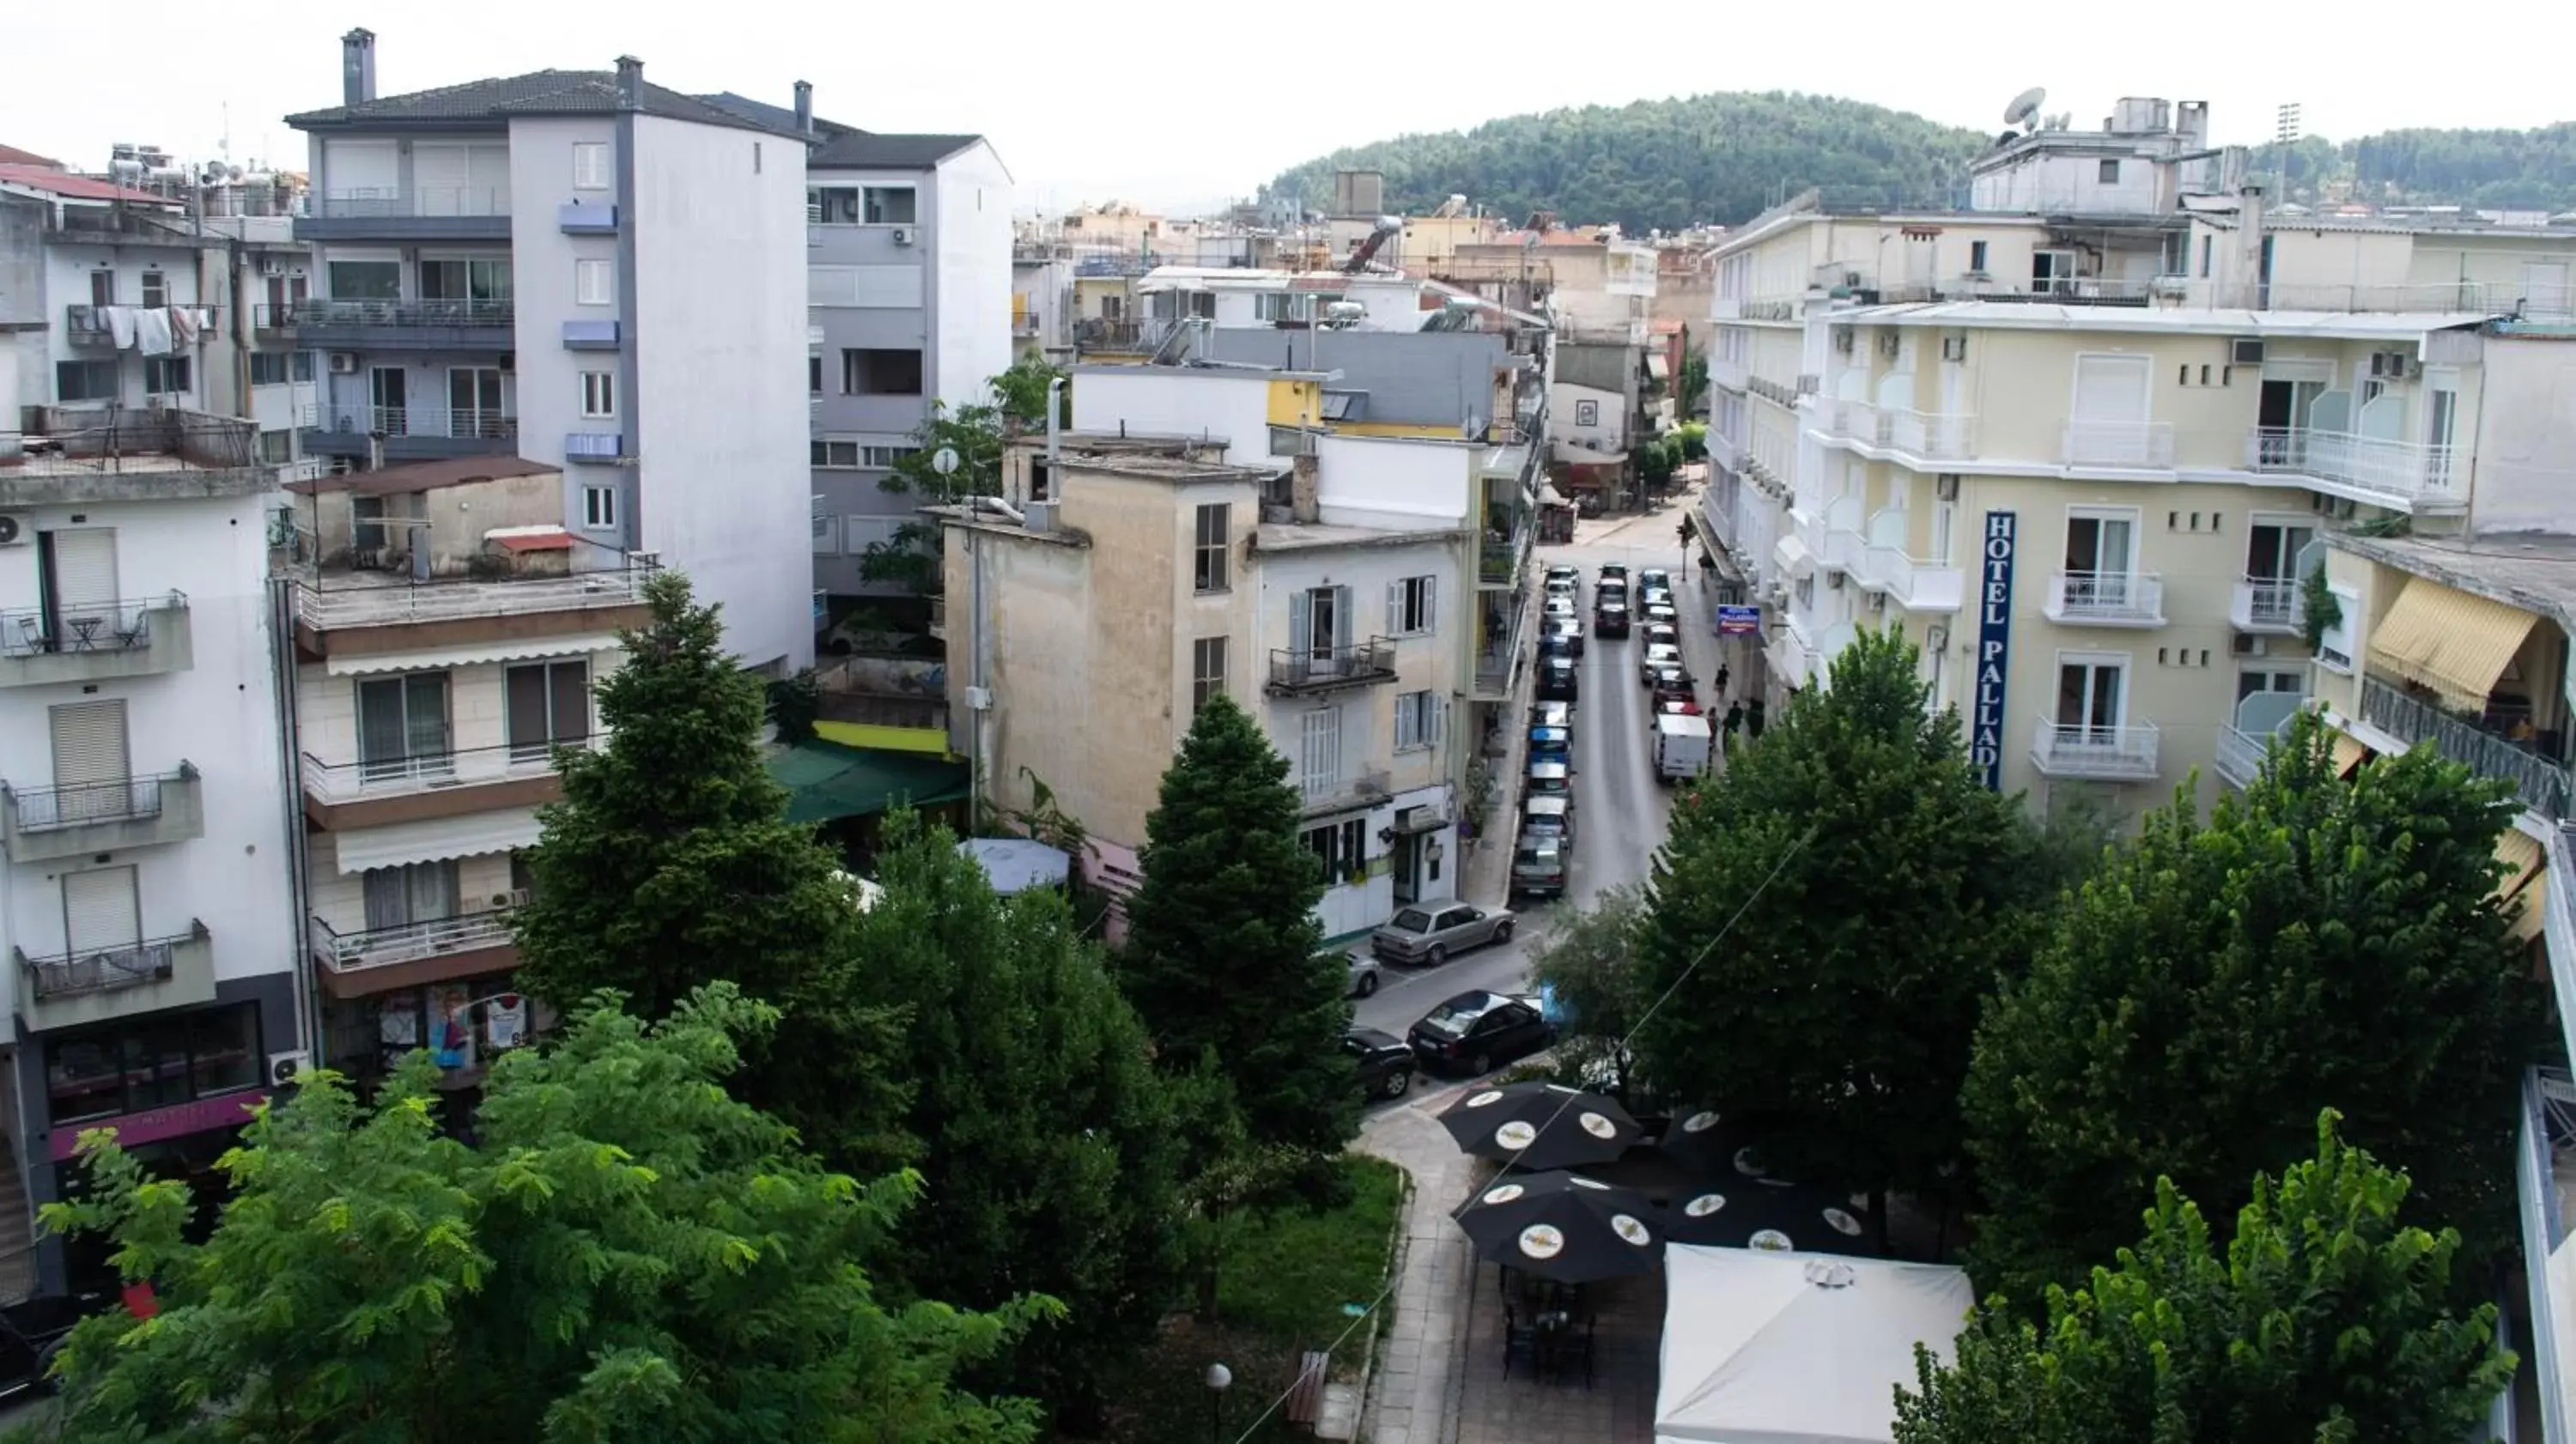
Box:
[1046,375,1066,474]
[268,575,319,1069]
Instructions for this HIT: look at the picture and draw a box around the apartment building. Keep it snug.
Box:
[282,31,812,673]
[274,455,651,1094]
[0,368,305,1301]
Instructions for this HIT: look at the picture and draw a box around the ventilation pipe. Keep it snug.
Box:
[615,56,644,112]
[342,28,376,106]
[793,81,813,135]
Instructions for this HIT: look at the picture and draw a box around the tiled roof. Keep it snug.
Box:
[286,70,780,133]
[811,132,983,170]
[0,144,63,168]
[0,164,180,204]
[284,454,557,496]
[696,92,863,140]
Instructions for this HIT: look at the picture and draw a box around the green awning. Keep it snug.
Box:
[769,740,971,825]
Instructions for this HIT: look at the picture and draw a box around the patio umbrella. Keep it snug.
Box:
[1657,1106,1787,1180]
[1439,1082,1643,1172]
[1662,1178,1874,1257]
[1452,1170,1663,1283]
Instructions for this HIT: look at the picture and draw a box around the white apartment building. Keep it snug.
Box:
[283,31,812,673]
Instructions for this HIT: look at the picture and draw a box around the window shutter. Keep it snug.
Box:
[1432,693,1448,749]
[1387,581,1403,634]
[1290,593,1311,661]
[63,865,141,956]
[1334,585,1353,647]
[1422,577,1437,634]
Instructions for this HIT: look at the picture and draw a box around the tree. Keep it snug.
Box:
[41,987,1048,1444]
[988,355,1068,428]
[1965,713,2550,1306]
[1895,1112,2515,1444]
[861,361,1067,593]
[845,816,1186,1425]
[1638,626,2045,1219]
[1119,694,1354,1154]
[1531,883,1655,1101]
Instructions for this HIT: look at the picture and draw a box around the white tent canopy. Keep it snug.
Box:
[1654,1244,1974,1444]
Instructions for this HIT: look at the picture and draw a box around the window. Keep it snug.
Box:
[1389,575,1437,636]
[1193,637,1228,712]
[292,351,316,383]
[1255,292,1321,322]
[808,355,823,395]
[812,513,840,555]
[574,258,613,306]
[140,270,167,308]
[580,370,616,418]
[420,257,512,301]
[1297,706,1342,798]
[2055,658,2127,739]
[1394,690,1443,751]
[45,1004,261,1128]
[1968,240,1989,275]
[351,495,390,551]
[812,440,860,468]
[2199,235,2214,279]
[2098,159,2122,184]
[1193,503,1230,593]
[860,445,919,468]
[1300,816,1367,885]
[328,259,401,300]
[356,673,452,780]
[864,186,916,225]
[582,484,618,531]
[55,360,117,403]
[505,659,590,761]
[808,186,860,224]
[363,861,459,933]
[88,270,113,306]
[258,429,294,464]
[249,352,290,386]
[448,367,505,435]
[2235,668,2306,705]
[572,141,611,190]
[841,348,923,396]
[143,356,191,395]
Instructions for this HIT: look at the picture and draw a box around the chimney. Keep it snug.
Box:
[342,28,377,107]
[793,81,813,136]
[2238,183,2267,303]
[615,56,644,112]
[1290,454,1321,525]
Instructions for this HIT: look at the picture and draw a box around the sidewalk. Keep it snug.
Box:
[1360,1086,1484,1444]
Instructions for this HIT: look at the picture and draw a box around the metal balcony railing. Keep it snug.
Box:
[4,767,189,830]
[2046,571,2166,626]
[294,564,648,630]
[313,407,519,441]
[2215,725,2271,790]
[2245,428,2460,503]
[309,909,518,975]
[1267,639,1399,695]
[293,297,515,329]
[2062,420,2175,468]
[2031,718,2160,780]
[17,410,256,473]
[2360,676,2573,819]
[2233,574,2302,633]
[0,593,184,657]
[299,736,597,804]
[317,188,512,218]
[17,920,205,999]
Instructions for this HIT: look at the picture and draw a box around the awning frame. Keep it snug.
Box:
[2366,578,2542,713]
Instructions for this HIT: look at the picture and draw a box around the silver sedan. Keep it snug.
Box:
[1371,901,1518,966]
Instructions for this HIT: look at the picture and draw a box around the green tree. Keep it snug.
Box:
[1964,712,2549,1307]
[1638,626,2044,1218]
[1531,883,1654,1101]
[1120,694,1354,1154]
[41,987,1048,1444]
[1637,436,1680,490]
[1896,1112,2516,1444]
[847,816,1186,1425]
[861,361,1067,593]
[988,355,1068,428]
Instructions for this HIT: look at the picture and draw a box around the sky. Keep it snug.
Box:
[9,0,2568,217]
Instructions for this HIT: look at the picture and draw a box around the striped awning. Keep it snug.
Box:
[2497,826,2549,943]
[333,806,543,874]
[326,633,623,677]
[2368,579,2540,713]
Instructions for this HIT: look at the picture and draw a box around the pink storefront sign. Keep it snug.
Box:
[50,1089,269,1162]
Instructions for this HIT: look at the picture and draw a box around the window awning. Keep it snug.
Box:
[2367,578,2540,713]
[326,633,623,677]
[2497,826,2549,943]
[2330,731,2373,778]
[334,806,542,874]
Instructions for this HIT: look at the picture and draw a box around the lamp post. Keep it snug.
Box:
[1204,1362,1233,1444]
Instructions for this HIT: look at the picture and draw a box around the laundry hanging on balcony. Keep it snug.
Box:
[2367,578,2540,713]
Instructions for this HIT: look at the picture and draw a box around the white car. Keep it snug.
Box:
[1639,643,1685,684]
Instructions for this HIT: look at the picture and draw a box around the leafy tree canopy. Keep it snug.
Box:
[1532,883,1654,1101]
[41,987,1047,1444]
[862,359,1068,592]
[1898,1113,2516,1444]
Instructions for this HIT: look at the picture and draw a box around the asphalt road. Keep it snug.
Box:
[1352,507,1735,1053]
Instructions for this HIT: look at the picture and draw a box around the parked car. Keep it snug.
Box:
[1594,599,1631,638]
[1638,568,1673,593]
[1539,632,1578,664]
[1649,665,1698,709]
[1545,617,1585,658]
[1528,724,1573,766]
[1598,562,1629,584]
[1522,793,1574,841]
[1410,990,1557,1076]
[1537,655,1579,701]
[1639,643,1686,684]
[1643,601,1680,629]
[1510,834,1569,901]
[1546,564,1583,587]
[1524,759,1573,801]
[1345,950,1384,998]
[1649,696,1704,732]
[0,1290,109,1406]
[1544,577,1580,603]
[1373,901,1517,965]
[1531,700,1575,731]
[1347,1026,1417,1100]
[1642,621,1680,650]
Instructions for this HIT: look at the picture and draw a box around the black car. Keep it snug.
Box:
[1595,599,1631,638]
[1598,563,1630,584]
[1539,631,1578,664]
[1510,834,1568,901]
[1347,1027,1416,1101]
[1410,990,1557,1076]
[0,1290,108,1406]
[1537,655,1579,701]
[1544,617,1585,658]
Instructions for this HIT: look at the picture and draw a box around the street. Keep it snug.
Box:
[1354,502,1734,1042]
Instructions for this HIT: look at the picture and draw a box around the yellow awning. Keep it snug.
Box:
[2496,828,2548,943]
[2330,731,2372,778]
[2367,579,2540,713]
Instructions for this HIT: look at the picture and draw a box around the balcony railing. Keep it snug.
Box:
[300,736,598,805]
[294,564,650,630]
[2360,676,2573,819]
[2045,571,2166,627]
[1267,639,1399,695]
[1302,766,1394,812]
[1858,543,1965,612]
[0,592,185,658]
[1769,616,1814,691]
[2245,428,2460,505]
[309,909,518,976]
[1073,318,1150,350]
[2232,574,2303,634]
[315,407,519,441]
[293,297,515,329]
[4,768,185,831]
[2062,421,2175,469]
[17,920,206,999]
[317,189,512,218]
[2031,718,2160,780]
[2215,725,2270,790]
[1710,357,1749,392]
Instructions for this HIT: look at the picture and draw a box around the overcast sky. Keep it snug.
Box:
[10,0,2567,216]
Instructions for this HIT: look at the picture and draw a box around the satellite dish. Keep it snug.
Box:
[2004,87,2046,129]
[931,447,961,476]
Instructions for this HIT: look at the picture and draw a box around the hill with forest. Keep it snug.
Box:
[1264,96,2576,233]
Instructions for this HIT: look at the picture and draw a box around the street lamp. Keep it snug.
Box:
[1204,1362,1233,1444]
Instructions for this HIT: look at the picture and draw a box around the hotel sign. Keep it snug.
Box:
[1971,512,2017,791]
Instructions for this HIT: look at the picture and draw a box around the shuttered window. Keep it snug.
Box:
[1298,707,1341,797]
[50,700,131,824]
[505,660,590,762]
[63,865,142,957]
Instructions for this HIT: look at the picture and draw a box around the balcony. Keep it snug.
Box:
[251,303,301,343]
[296,189,512,241]
[1857,543,1965,613]
[1073,318,1151,353]
[2360,676,2573,819]
[1268,639,1399,697]
[565,431,629,464]
[290,564,653,658]
[2,764,204,864]
[1301,766,1395,817]
[2231,574,2303,634]
[16,919,218,1031]
[1473,598,1528,700]
[0,593,194,688]
[2061,421,2175,470]
[302,406,518,462]
[927,594,948,640]
[7,409,263,507]
[557,201,617,234]
[291,297,513,349]
[2518,1068,2576,1444]
[1768,615,1816,692]
[300,736,598,831]
[2245,428,2462,509]
[1012,312,1043,339]
[2044,572,2166,628]
[561,319,622,351]
[2031,718,2160,780]
[309,909,520,1000]
[2214,725,2270,791]
[1710,357,1749,393]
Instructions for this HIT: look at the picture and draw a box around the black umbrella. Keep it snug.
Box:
[1451,1170,1663,1283]
[1662,1177,1874,1256]
[1439,1083,1643,1172]
[1656,1107,1783,1178]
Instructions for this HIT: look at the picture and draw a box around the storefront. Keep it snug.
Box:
[321,970,555,1096]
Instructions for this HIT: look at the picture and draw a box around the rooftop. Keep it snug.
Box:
[287,69,777,134]
[2334,531,2576,634]
[1255,520,1462,552]
[1063,453,1275,483]
[1847,301,2497,340]
[0,164,183,206]
[284,454,556,497]
[696,92,986,169]
[6,410,264,504]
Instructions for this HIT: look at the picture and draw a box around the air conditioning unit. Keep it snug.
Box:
[328,352,359,374]
[1826,572,1845,590]
[261,258,287,278]
[2232,634,2269,656]
[1941,335,1968,363]
[267,1050,313,1088]
[1866,590,1886,614]
[1935,474,1960,501]
[1877,331,1901,359]
[494,889,532,908]
[2231,337,2266,366]
[2370,349,2413,379]
[0,515,24,547]
[890,227,915,246]
[498,351,515,373]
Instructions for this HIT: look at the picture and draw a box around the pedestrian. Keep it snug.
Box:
[1715,663,1731,701]
[1722,701,1745,740]
[1747,698,1766,740]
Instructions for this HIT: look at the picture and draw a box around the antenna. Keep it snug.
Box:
[2003,87,2046,130]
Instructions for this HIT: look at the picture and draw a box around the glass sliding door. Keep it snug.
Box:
[355,673,452,785]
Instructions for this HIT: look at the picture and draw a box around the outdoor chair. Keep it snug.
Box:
[1501,1306,1543,1380]
[1550,1315,1598,1389]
